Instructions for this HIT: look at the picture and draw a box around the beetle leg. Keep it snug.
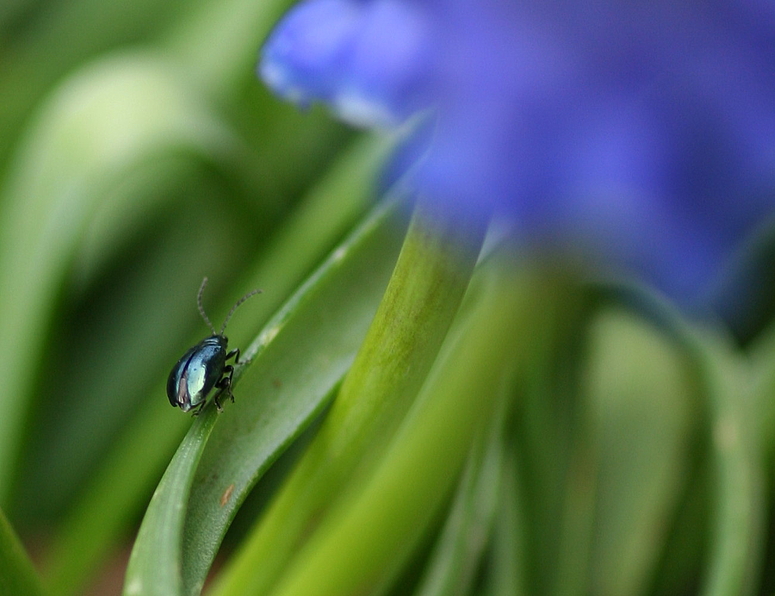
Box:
[225,365,236,403]
[192,400,207,417]
[226,348,240,364]
[217,365,236,404]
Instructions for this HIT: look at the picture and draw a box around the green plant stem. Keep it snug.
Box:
[212,196,489,596]
[264,254,530,596]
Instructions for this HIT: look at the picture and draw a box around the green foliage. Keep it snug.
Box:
[0,508,44,596]
[0,2,773,596]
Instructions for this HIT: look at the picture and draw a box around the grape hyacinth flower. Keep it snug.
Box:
[260,0,775,310]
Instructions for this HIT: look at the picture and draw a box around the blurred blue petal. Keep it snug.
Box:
[260,0,432,126]
[260,0,775,308]
[260,0,362,107]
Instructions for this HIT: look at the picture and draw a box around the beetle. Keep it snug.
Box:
[167,277,260,415]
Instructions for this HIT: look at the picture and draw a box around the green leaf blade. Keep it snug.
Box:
[262,255,535,596]
[123,194,409,596]
[212,196,489,596]
[43,132,393,596]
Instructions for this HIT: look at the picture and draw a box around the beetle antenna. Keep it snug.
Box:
[220,288,262,335]
[197,277,217,335]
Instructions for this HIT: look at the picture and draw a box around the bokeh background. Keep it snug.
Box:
[1,2,775,596]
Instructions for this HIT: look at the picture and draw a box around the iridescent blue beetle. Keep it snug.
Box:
[167,278,260,415]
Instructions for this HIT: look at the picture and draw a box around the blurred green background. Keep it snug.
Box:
[0,0,367,591]
[2,2,775,596]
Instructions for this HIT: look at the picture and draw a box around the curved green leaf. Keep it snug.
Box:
[212,196,489,596]
[586,308,696,596]
[43,132,394,596]
[259,255,533,596]
[124,411,218,596]
[123,193,410,596]
[696,337,765,596]
[598,287,766,596]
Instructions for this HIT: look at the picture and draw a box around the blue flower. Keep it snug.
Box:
[260,0,775,309]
